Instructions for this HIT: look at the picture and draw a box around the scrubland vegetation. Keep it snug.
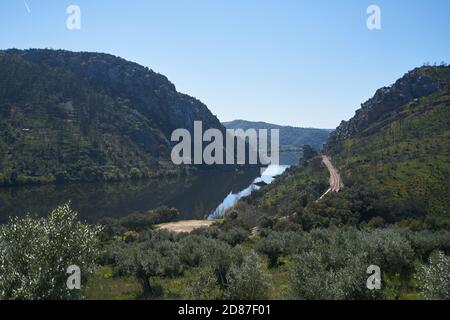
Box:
[0,201,448,300]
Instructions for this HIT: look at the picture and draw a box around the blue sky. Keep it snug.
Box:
[1,0,449,128]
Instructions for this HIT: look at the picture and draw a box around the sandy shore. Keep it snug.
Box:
[156,220,215,233]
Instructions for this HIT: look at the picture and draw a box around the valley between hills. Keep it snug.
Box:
[0,50,449,300]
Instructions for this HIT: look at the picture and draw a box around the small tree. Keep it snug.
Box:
[200,239,243,287]
[188,266,222,300]
[0,203,102,300]
[219,227,249,247]
[225,251,270,300]
[257,232,289,268]
[114,237,182,296]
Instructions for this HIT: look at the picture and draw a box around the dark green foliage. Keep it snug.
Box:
[99,207,179,239]
[118,207,179,230]
[218,227,249,247]
[70,200,450,300]
[257,231,300,268]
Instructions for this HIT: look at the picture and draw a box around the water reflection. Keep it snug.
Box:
[0,168,260,223]
[0,153,298,224]
[208,164,289,219]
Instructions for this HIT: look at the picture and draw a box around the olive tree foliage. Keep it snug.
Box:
[289,227,415,300]
[256,231,300,268]
[219,227,249,247]
[415,251,450,300]
[112,231,183,295]
[188,266,222,300]
[188,249,271,300]
[405,230,450,260]
[225,251,270,300]
[199,239,244,287]
[0,203,102,300]
[290,250,381,300]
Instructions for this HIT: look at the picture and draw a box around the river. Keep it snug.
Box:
[0,164,290,224]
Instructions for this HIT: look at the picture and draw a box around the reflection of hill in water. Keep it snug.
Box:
[0,168,260,223]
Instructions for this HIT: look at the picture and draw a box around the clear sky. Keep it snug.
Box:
[1,0,449,128]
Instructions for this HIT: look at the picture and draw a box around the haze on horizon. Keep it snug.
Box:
[1,0,449,129]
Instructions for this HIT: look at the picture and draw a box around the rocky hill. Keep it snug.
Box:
[232,66,450,230]
[0,49,224,185]
[326,67,441,151]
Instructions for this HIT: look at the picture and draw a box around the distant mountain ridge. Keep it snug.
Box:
[223,119,332,151]
[0,49,225,185]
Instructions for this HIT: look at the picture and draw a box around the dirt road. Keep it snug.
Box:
[319,155,343,199]
[156,220,215,233]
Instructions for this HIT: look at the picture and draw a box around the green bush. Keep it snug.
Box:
[0,203,102,300]
[257,231,295,268]
[219,227,249,247]
[113,235,182,296]
[225,251,270,300]
[188,266,222,300]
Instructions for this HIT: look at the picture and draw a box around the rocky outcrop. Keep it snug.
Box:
[326,67,440,151]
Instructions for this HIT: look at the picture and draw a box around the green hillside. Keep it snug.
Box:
[232,66,450,230]
[0,49,224,186]
[327,66,450,229]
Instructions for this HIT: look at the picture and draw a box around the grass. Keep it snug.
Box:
[83,266,140,300]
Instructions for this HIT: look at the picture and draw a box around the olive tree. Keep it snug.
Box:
[0,203,102,300]
[188,266,222,300]
[257,232,296,268]
[225,251,270,299]
[113,235,182,296]
[200,239,243,287]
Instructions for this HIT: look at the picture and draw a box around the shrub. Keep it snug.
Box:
[179,234,208,268]
[290,251,382,300]
[113,233,182,296]
[219,227,249,247]
[257,232,292,268]
[188,266,222,300]
[225,251,270,300]
[200,239,243,287]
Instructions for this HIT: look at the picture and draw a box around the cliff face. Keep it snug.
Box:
[0,49,224,185]
[326,67,440,151]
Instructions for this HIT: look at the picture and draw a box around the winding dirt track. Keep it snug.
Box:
[319,155,343,199]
